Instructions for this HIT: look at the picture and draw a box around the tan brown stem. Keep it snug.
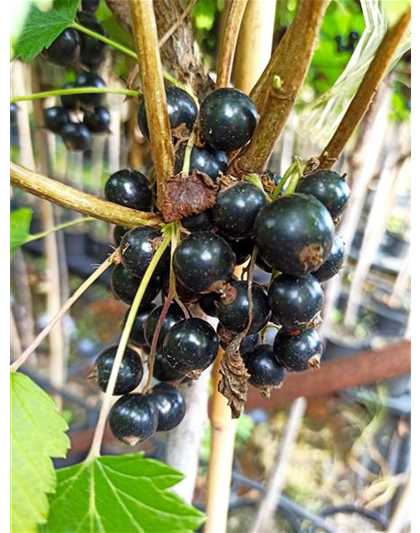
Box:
[216,0,248,88]
[318,8,411,169]
[10,162,162,227]
[230,0,330,176]
[129,0,174,211]
[158,0,198,48]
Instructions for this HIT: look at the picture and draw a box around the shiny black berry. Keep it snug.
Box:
[128,304,155,347]
[198,292,219,317]
[182,210,214,232]
[213,182,266,240]
[144,303,184,349]
[218,329,260,356]
[105,169,153,211]
[174,232,235,294]
[10,103,18,125]
[312,234,345,282]
[76,11,107,69]
[61,122,92,151]
[243,344,285,388]
[82,0,100,12]
[138,86,197,140]
[295,170,351,221]
[120,226,170,278]
[61,83,79,111]
[216,280,270,334]
[174,143,228,182]
[151,383,186,431]
[46,28,81,66]
[254,194,335,276]
[109,394,158,446]
[95,346,143,395]
[111,264,162,305]
[153,352,185,382]
[83,106,111,134]
[163,318,218,373]
[113,226,129,246]
[268,274,324,330]
[256,254,273,273]
[224,235,255,266]
[198,88,258,152]
[75,72,106,108]
[273,329,323,372]
[43,106,70,134]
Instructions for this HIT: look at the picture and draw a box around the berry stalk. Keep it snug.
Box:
[10,87,138,104]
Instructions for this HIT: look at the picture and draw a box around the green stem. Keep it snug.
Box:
[27,217,95,243]
[272,162,297,199]
[11,87,138,104]
[285,158,306,194]
[181,131,197,175]
[87,231,171,458]
[244,173,272,203]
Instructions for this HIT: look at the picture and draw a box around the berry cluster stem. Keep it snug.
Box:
[10,87,138,104]
[181,131,197,175]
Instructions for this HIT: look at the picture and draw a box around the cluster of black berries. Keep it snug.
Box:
[93,85,350,445]
[335,30,359,53]
[42,1,110,151]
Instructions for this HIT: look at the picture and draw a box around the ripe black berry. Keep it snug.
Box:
[82,0,100,12]
[243,345,285,388]
[198,292,219,317]
[76,11,107,69]
[128,304,155,347]
[61,122,92,151]
[151,383,186,431]
[254,194,335,276]
[163,318,218,373]
[144,303,184,348]
[111,264,162,305]
[83,106,111,134]
[198,88,258,152]
[218,328,260,356]
[113,226,129,246]
[174,232,235,294]
[120,226,170,278]
[138,86,197,140]
[295,170,351,221]
[43,106,70,134]
[109,394,158,445]
[273,329,323,372]
[75,72,106,108]
[105,169,153,211]
[268,274,324,330]
[213,182,267,240]
[255,254,273,273]
[216,280,270,334]
[95,346,143,395]
[224,235,255,266]
[10,103,18,125]
[182,210,214,232]
[153,352,185,382]
[46,28,81,66]
[61,82,79,111]
[174,143,228,182]
[313,234,345,282]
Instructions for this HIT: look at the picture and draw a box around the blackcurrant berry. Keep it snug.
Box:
[295,170,351,221]
[243,344,285,388]
[182,210,215,232]
[273,329,323,372]
[43,106,70,134]
[83,106,111,134]
[213,182,267,240]
[268,274,323,330]
[163,318,218,373]
[46,28,81,66]
[198,88,258,152]
[162,273,200,304]
[105,169,153,211]
[173,232,235,294]
[218,328,260,356]
[174,143,228,182]
[113,226,129,246]
[128,304,155,347]
[76,11,107,69]
[151,383,186,431]
[94,346,143,395]
[10,103,18,125]
[61,82,79,111]
[254,194,335,276]
[61,122,92,152]
[144,303,184,348]
[109,394,158,445]
[82,0,100,12]
[138,86,197,140]
[198,292,219,318]
[216,280,270,334]
[255,254,273,273]
[75,72,106,108]
[223,235,255,266]
[312,234,345,282]
[153,352,185,382]
[111,264,162,305]
[120,226,170,278]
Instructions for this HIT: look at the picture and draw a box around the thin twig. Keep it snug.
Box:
[158,0,198,48]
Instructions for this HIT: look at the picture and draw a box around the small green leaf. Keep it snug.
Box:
[43,454,206,533]
[10,208,33,256]
[11,372,70,533]
[14,0,79,63]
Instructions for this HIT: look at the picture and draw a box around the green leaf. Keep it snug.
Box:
[11,372,70,533]
[10,208,33,256]
[14,0,79,62]
[43,454,206,533]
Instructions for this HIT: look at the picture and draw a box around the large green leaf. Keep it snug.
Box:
[10,208,33,257]
[11,372,70,533]
[43,454,206,533]
[14,0,79,62]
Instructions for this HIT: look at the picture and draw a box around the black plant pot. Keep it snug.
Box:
[86,234,113,262]
[379,231,409,259]
[64,231,89,257]
[323,336,372,363]
[368,300,408,338]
